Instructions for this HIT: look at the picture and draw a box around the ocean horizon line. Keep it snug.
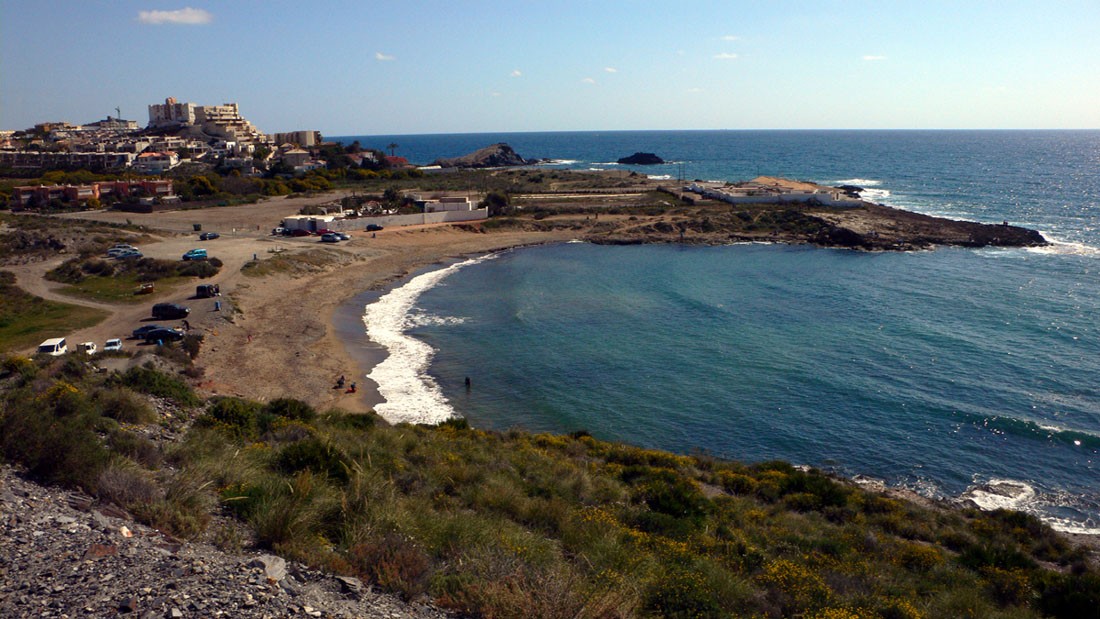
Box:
[330,127,1100,140]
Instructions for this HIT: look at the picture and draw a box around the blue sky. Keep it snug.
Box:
[2,1,1098,135]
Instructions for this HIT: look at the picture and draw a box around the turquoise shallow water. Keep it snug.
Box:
[344,130,1100,532]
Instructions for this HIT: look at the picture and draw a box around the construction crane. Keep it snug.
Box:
[115,106,121,119]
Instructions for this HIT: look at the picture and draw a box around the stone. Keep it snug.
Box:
[336,575,363,596]
[84,543,117,560]
[118,596,139,613]
[248,554,287,582]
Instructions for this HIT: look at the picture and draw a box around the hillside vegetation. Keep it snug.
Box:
[2,354,1098,619]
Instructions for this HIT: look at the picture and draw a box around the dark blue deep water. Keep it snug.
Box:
[340,130,1100,532]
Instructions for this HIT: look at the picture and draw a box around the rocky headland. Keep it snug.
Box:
[431,143,531,168]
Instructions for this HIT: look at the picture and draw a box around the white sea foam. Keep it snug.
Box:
[1025,238,1100,256]
[363,256,493,425]
[407,314,466,328]
[536,159,578,166]
[959,478,1036,511]
[834,178,882,186]
[647,174,672,180]
[858,188,891,202]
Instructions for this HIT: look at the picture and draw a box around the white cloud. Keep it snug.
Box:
[137,7,212,25]
[862,55,887,61]
[604,67,618,73]
[581,77,597,84]
[491,92,502,97]
[722,35,739,41]
[510,70,523,78]
[688,87,704,93]
[713,52,739,60]
[376,52,395,61]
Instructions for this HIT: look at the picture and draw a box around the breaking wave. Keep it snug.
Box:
[363,255,494,425]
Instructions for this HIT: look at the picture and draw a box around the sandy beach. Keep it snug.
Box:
[43,195,579,414]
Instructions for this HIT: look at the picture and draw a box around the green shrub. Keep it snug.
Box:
[114,364,200,407]
[199,397,261,441]
[95,387,156,424]
[348,533,432,601]
[275,438,349,482]
[180,334,204,359]
[108,428,162,467]
[1,355,38,381]
[958,541,1037,572]
[1036,569,1100,619]
[643,567,723,618]
[96,463,161,507]
[0,384,110,491]
[45,258,85,283]
[265,398,317,422]
[329,412,377,431]
[132,470,214,540]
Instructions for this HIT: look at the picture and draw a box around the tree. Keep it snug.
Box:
[387,142,398,157]
[382,187,401,207]
[480,191,512,217]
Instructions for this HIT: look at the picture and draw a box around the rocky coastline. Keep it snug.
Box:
[578,200,1048,251]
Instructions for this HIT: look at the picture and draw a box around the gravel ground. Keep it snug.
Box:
[0,466,451,619]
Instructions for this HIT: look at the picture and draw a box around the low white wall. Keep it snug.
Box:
[330,208,489,231]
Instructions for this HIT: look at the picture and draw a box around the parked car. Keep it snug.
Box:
[107,245,138,257]
[199,231,220,240]
[336,232,350,241]
[316,228,335,236]
[152,303,190,320]
[79,341,97,355]
[115,250,143,259]
[109,243,137,252]
[36,338,68,356]
[320,233,339,243]
[365,224,384,232]
[132,324,165,339]
[195,283,220,298]
[182,248,207,261]
[290,229,311,237]
[103,338,123,352]
[143,327,185,343]
[272,227,287,236]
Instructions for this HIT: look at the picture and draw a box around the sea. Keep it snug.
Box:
[336,130,1100,533]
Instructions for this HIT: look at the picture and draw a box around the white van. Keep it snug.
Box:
[37,338,68,356]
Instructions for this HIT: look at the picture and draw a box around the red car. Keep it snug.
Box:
[316,228,335,236]
[290,229,311,237]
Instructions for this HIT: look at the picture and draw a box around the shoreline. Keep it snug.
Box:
[34,190,1091,539]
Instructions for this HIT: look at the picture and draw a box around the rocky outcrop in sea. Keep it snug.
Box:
[616,152,664,165]
[432,143,529,168]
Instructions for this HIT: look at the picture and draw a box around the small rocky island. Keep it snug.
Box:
[617,152,665,165]
[432,143,531,168]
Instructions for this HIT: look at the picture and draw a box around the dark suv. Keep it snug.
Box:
[152,303,190,320]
